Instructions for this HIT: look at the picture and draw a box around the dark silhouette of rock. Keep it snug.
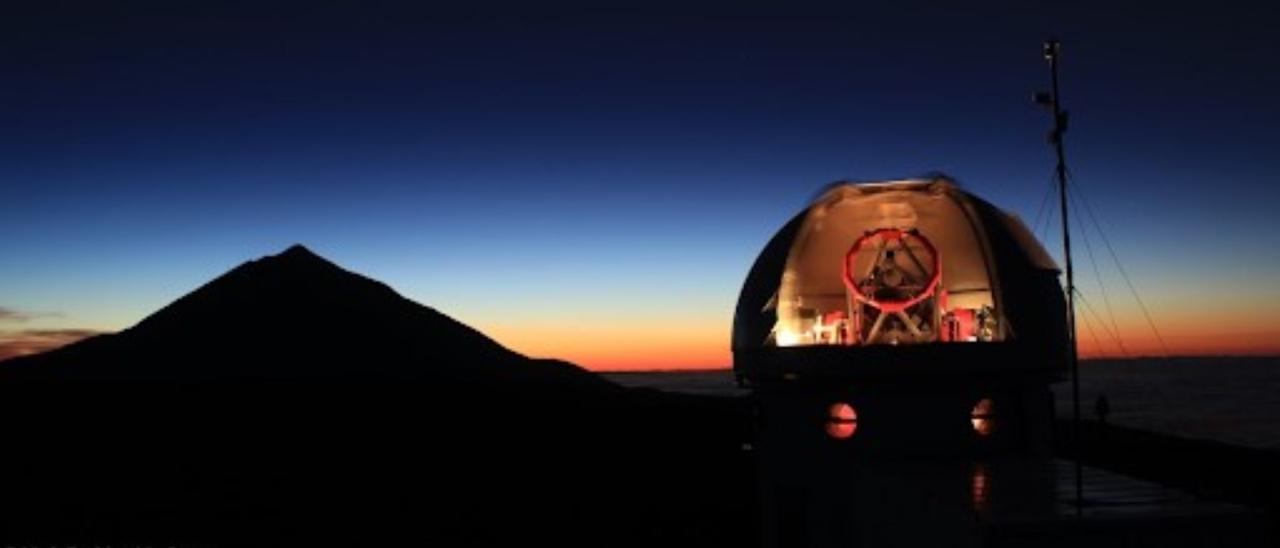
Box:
[0,244,614,392]
[0,244,754,547]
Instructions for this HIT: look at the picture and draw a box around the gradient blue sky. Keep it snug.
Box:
[3,2,1279,368]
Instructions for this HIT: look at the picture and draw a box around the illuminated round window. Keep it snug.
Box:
[825,402,858,439]
[971,398,995,436]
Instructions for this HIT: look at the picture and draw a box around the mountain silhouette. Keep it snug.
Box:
[0,244,614,391]
[0,245,752,547]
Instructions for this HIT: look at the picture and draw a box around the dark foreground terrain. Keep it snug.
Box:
[0,246,756,546]
[0,384,755,546]
[1059,418,1280,540]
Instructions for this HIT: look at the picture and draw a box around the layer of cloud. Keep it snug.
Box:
[0,329,102,361]
[0,307,33,322]
[0,306,63,323]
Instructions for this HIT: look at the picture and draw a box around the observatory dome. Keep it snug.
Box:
[733,176,1068,385]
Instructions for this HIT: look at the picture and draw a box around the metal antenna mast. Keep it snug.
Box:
[1036,38,1083,510]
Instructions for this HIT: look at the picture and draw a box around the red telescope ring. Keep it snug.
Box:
[842,228,942,313]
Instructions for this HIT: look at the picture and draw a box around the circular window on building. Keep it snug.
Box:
[826,402,859,439]
[971,398,995,436]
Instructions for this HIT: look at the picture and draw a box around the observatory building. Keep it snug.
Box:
[734,178,1268,548]
[734,176,1069,455]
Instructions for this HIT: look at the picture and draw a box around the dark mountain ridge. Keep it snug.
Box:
[0,244,612,391]
[0,245,751,547]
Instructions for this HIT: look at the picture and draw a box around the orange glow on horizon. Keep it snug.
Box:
[477,317,732,372]
[1073,299,1280,358]
[0,329,102,362]
[480,311,1280,371]
[1075,316,1280,358]
[471,283,1280,371]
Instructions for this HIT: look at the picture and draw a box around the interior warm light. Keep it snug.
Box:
[970,464,990,511]
[971,398,995,436]
[776,329,803,347]
[825,402,858,439]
